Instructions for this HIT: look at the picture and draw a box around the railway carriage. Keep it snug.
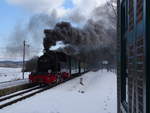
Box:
[117,0,150,113]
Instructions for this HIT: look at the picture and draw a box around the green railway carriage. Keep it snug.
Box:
[117,0,150,113]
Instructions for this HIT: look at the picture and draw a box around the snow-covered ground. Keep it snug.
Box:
[0,70,117,113]
[0,67,29,83]
[0,79,29,90]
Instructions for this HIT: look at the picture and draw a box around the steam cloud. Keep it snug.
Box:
[50,41,69,51]
[43,1,117,68]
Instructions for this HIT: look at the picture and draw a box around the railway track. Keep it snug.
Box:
[0,83,59,109]
[0,72,87,109]
[0,85,45,109]
[0,85,40,101]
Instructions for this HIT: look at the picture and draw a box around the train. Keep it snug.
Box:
[117,0,150,113]
[29,50,86,85]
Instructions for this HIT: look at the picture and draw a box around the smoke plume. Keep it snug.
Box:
[6,0,117,70]
[6,10,58,59]
[43,2,117,68]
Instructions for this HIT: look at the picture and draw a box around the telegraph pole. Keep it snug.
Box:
[22,40,25,79]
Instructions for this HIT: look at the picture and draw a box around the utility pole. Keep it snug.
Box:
[22,40,25,79]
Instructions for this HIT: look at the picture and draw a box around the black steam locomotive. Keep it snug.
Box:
[29,51,85,84]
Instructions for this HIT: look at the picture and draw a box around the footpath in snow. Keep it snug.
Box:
[0,70,117,113]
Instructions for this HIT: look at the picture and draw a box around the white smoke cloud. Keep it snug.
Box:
[50,41,69,51]
[6,0,107,22]
[72,0,106,17]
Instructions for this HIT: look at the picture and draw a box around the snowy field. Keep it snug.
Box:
[0,67,29,83]
[0,70,117,113]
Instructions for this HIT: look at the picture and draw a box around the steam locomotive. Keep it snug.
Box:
[29,51,85,85]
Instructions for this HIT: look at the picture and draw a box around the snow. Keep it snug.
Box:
[0,79,29,90]
[0,70,117,113]
[0,67,29,83]
[0,67,29,89]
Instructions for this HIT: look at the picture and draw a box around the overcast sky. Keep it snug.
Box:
[0,0,106,60]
